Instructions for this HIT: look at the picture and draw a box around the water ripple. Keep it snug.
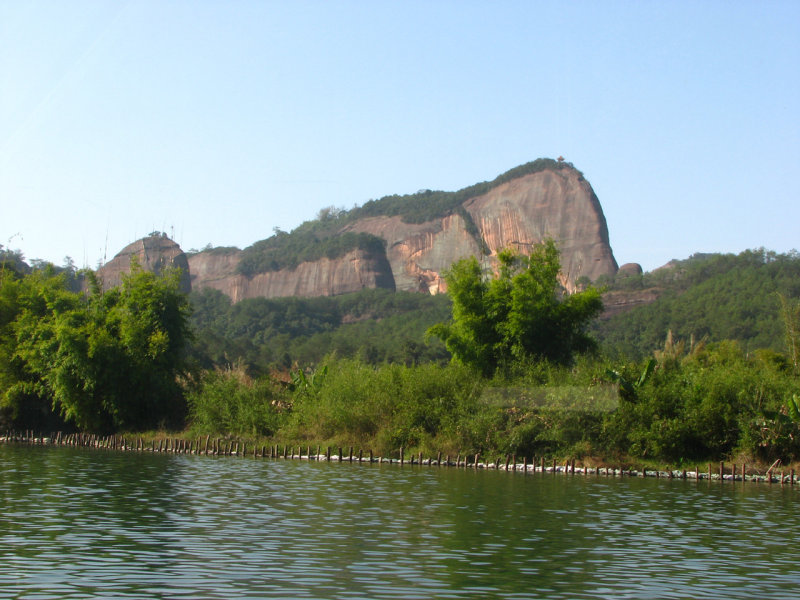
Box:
[2,445,799,598]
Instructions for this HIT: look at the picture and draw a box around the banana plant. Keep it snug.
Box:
[289,365,328,397]
[787,394,800,423]
[606,358,655,403]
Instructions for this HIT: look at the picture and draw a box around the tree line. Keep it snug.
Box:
[3,242,800,466]
[594,249,800,357]
[1,260,191,433]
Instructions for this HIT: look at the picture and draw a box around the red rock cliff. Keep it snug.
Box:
[97,235,191,293]
[466,168,617,289]
[343,165,617,294]
[100,162,619,301]
[188,247,395,302]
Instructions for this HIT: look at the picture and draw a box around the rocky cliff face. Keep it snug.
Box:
[343,166,617,294]
[101,161,620,302]
[342,212,478,294]
[600,288,661,318]
[97,235,191,293]
[466,169,617,288]
[188,247,395,302]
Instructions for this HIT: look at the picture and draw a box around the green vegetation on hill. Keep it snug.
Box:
[594,249,800,358]
[188,287,451,373]
[223,158,575,276]
[185,245,240,257]
[5,242,800,467]
[237,229,386,277]
[350,157,579,224]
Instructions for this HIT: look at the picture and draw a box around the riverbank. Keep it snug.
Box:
[3,431,797,487]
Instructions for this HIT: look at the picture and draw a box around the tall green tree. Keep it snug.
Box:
[427,240,603,376]
[0,267,45,428]
[6,263,192,432]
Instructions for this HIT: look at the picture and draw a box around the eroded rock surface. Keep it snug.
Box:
[188,248,395,302]
[466,169,617,289]
[101,162,621,301]
[97,235,191,293]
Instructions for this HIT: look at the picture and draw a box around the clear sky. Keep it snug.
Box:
[1,1,798,273]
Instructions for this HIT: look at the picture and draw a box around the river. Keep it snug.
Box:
[1,444,798,599]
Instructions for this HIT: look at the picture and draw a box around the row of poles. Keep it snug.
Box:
[2,430,797,486]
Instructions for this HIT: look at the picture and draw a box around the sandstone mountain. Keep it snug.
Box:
[97,234,191,293]
[340,165,617,294]
[100,159,620,301]
[187,245,395,303]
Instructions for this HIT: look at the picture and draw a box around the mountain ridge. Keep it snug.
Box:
[98,158,621,301]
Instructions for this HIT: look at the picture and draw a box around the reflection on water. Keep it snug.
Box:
[1,445,799,599]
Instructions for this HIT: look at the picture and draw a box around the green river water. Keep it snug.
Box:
[1,444,798,599]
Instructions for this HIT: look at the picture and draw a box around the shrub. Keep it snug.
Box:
[188,367,288,437]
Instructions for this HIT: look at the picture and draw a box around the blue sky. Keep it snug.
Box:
[1,1,798,273]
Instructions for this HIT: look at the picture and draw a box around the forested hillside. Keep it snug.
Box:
[187,248,800,372]
[594,249,800,358]
[188,287,451,373]
[6,244,800,465]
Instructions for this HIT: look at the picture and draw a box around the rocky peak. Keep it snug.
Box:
[99,160,621,302]
[97,234,191,293]
[465,167,617,289]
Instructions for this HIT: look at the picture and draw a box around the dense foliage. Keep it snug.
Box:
[0,262,191,433]
[428,241,603,376]
[594,249,800,357]
[187,367,286,437]
[185,343,800,464]
[188,287,451,373]
[6,240,800,468]
[184,244,800,465]
[237,229,386,277]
